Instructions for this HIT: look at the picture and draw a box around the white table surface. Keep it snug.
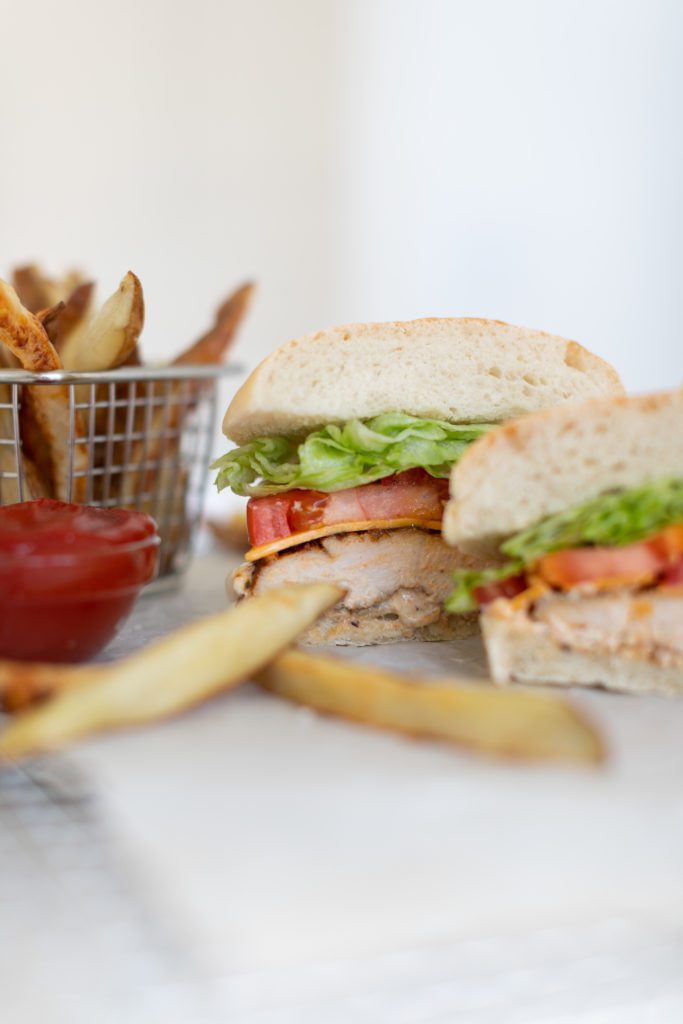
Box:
[4,553,683,1023]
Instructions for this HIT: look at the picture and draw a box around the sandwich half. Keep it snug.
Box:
[215,317,623,645]
[443,390,683,694]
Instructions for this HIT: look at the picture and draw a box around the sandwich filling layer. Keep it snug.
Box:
[214,414,494,496]
[214,414,495,559]
[234,528,480,642]
[447,478,683,613]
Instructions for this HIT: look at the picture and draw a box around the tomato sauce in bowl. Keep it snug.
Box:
[0,500,159,663]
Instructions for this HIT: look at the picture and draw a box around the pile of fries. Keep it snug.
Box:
[0,583,604,767]
[0,264,253,514]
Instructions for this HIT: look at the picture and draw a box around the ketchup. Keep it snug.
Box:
[0,500,159,663]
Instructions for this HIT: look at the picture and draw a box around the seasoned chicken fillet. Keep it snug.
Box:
[482,586,683,694]
[233,528,485,645]
[533,590,683,667]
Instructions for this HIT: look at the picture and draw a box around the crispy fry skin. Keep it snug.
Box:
[12,266,51,314]
[43,271,145,501]
[257,651,605,765]
[59,271,144,372]
[0,283,61,371]
[18,400,55,496]
[12,265,84,313]
[0,280,88,500]
[175,281,254,366]
[118,281,252,509]
[0,584,343,756]
[0,387,46,502]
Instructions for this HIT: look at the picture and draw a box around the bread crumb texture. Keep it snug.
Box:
[445,389,683,555]
[223,318,623,443]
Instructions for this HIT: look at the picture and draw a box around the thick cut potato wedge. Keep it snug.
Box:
[59,271,144,372]
[0,340,46,500]
[0,280,88,500]
[0,281,62,371]
[12,265,84,314]
[257,651,605,765]
[0,387,46,502]
[175,281,254,366]
[56,273,144,494]
[12,266,51,314]
[0,583,343,757]
[39,281,95,353]
[117,281,252,507]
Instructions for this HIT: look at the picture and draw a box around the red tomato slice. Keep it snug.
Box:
[473,574,527,606]
[662,558,683,586]
[288,490,342,534]
[246,493,300,547]
[538,541,665,589]
[537,523,683,590]
[246,469,448,548]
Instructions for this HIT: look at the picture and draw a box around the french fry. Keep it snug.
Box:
[0,342,45,501]
[0,390,46,502]
[36,272,142,502]
[174,281,254,366]
[59,271,144,372]
[37,301,65,337]
[12,265,84,313]
[0,281,62,372]
[0,583,343,756]
[39,281,95,353]
[118,281,252,508]
[0,280,88,500]
[257,651,605,765]
[12,266,50,314]
[17,399,58,497]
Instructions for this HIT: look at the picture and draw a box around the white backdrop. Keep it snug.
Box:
[2,0,681,393]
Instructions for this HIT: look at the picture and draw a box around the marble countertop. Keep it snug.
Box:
[4,554,683,1023]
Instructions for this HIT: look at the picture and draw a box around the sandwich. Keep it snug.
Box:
[214,317,623,645]
[443,390,683,694]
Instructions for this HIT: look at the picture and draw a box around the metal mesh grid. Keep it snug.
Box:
[0,367,230,582]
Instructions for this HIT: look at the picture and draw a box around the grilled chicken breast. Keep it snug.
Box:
[482,585,683,694]
[533,590,683,668]
[234,527,484,645]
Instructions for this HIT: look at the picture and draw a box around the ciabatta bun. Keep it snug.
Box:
[482,592,683,696]
[223,318,623,444]
[444,390,683,556]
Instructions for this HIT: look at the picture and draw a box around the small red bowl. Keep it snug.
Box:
[0,500,159,663]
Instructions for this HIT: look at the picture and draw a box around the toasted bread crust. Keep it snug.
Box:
[223,317,623,444]
[444,389,683,555]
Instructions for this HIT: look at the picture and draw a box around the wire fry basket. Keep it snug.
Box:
[0,365,238,586]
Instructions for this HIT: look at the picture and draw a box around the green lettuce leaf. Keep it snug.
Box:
[213,414,495,497]
[503,478,683,563]
[446,478,683,613]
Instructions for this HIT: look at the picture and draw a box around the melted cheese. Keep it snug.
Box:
[245,517,443,562]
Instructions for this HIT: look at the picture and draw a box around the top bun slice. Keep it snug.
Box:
[223,318,623,444]
[444,390,683,556]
